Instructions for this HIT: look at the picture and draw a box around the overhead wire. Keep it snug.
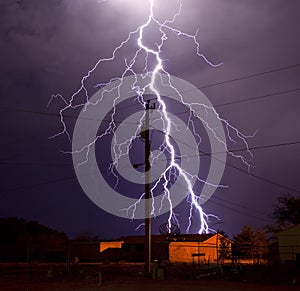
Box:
[1,85,298,163]
[194,63,300,90]
[1,62,299,128]
[168,133,300,193]
[174,180,273,223]
[1,138,300,194]
[1,63,300,195]
[1,140,299,168]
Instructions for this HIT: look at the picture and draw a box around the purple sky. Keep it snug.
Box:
[0,0,300,239]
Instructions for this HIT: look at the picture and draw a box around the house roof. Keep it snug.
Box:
[278,224,300,236]
[118,234,215,244]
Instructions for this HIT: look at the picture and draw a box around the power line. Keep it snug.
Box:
[226,162,300,194]
[1,86,299,126]
[117,136,300,194]
[207,197,272,223]
[0,105,139,125]
[0,139,69,162]
[175,181,272,223]
[0,151,298,227]
[166,133,300,194]
[210,195,270,218]
[1,138,300,194]
[0,161,72,167]
[0,174,77,194]
[1,128,299,194]
[0,81,298,162]
[0,62,299,126]
[1,140,300,169]
[1,123,300,193]
[1,64,299,192]
[0,167,271,226]
[0,168,273,224]
[1,84,298,160]
[45,63,300,121]
[1,85,299,162]
[173,87,300,117]
[199,140,300,157]
[214,88,300,108]
[1,81,299,164]
[197,63,300,90]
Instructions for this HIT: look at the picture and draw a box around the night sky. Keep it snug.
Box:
[1,0,300,240]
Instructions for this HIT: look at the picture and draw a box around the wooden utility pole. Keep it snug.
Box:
[144,99,151,277]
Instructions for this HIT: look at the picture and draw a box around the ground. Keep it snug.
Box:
[1,278,299,291]
[0,263,299,291]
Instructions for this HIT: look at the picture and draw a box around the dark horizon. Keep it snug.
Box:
[0,0,300,240]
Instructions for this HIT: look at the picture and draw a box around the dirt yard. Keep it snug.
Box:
[1,278,299,291]
[0,263,299,291]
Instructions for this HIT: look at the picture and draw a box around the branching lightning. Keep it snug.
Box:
[49,0,253,234]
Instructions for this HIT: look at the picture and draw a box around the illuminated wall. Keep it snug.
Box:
[278,224,300,263]
[169,234,231,264]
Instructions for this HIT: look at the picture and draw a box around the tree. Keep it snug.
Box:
[265,194,300,261]
[233,225,269,263]
[234,225,255,258]
[0,217,68,262]
[218,235,231,264]
[253,229,269,263]
[74,231,102,241]
[273,194,300,229]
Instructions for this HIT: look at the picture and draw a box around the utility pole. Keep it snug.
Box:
[144,99,151,277]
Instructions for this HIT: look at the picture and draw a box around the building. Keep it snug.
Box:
[99,233,232,264]
[69,241,101,262]
[99,236,169,262]
[168,233,231,264]
[278,224,300,264]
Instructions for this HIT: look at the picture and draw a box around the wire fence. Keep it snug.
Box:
[1,242,300,285]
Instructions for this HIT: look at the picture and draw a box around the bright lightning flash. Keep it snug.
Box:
[49,0,253,234]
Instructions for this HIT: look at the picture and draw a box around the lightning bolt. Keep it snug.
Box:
[49,0,253,234]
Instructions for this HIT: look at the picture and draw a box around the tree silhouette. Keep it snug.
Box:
[218,235,231,263]
[0,217,68,262]
[273,194,300,229]
[233,225,269,263]
[74,231,102,241]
